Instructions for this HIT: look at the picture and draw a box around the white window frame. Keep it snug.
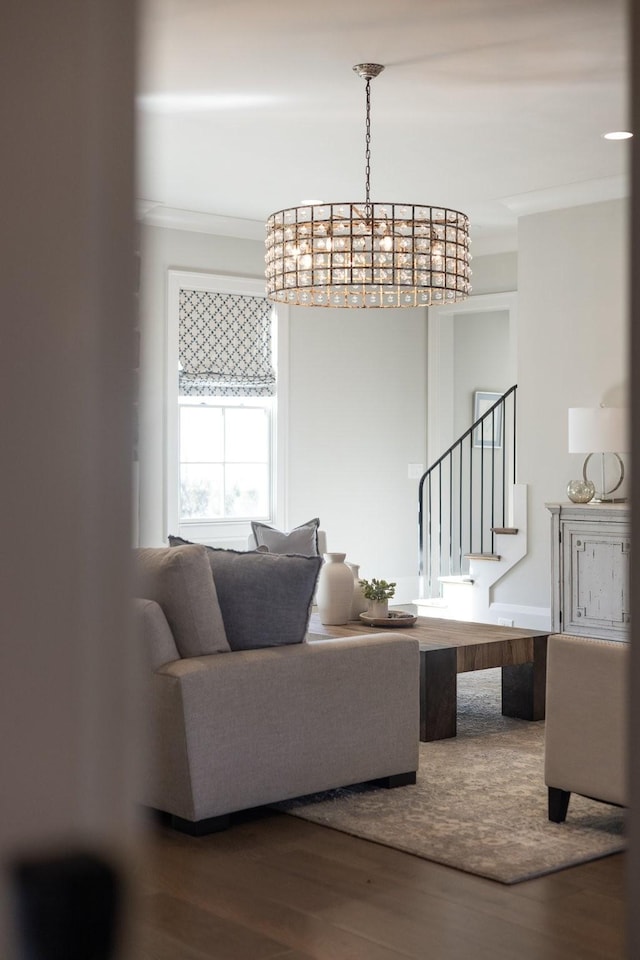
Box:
[166,270,289,548]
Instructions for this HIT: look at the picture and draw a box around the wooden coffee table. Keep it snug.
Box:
[308,613,549,741]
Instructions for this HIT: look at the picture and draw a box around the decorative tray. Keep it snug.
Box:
[359,611,417,628]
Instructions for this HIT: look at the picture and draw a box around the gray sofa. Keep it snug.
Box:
[544,632,628,822]
[134,544,420,834]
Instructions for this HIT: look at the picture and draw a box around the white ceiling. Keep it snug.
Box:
[137,0,629,254]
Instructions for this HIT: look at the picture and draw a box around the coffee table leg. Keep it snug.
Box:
[420,647,457,741]
[501,635,548,720]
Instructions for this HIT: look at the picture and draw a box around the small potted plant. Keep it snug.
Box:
[359,577,396,619]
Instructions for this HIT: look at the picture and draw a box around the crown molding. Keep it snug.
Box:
[140,202,520,255]
[137,175,628,256]
[500,174,629,218]
[137,203,265,241]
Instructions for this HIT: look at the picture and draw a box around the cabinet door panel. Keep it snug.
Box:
[562,523,629,638]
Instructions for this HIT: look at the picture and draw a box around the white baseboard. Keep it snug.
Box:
[488,602,552,632]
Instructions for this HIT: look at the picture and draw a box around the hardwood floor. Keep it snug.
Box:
[133,810,626,960]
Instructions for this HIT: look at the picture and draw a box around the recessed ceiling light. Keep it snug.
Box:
[603,131,633,140]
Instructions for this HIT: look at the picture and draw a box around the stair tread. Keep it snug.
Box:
[492,526,519,535]
[465,552,501,561]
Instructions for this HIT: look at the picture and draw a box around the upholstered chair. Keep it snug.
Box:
[544,633,628,823]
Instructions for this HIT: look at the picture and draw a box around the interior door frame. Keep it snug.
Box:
[427,291,518,466]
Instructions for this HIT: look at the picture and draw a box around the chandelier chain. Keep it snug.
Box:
[365,77,372,215]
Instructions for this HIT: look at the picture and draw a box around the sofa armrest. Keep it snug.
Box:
[544,633,628,806]
[134,598,180,670]
[152,633,419,820]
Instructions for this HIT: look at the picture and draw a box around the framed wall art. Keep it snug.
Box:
[473,391,503,448]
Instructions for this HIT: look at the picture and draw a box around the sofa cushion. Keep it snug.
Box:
[133,545,230,657]
[250,517,320,556]
[169,537,321,650]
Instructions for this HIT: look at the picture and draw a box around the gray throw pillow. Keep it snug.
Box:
[168,536,321,650]
[133,545,230,657]
[250,517,320,556]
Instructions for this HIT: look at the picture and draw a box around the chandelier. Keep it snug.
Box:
[265,64,471,309]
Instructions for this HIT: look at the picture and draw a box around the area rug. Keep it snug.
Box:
[274,669,626,884]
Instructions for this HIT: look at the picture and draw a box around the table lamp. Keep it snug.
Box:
[567,406,628,502]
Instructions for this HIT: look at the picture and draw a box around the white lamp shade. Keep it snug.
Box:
[568,407,628,454]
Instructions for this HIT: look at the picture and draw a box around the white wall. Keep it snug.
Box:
[496,198,629,618]
[138,226,428,601]
[426,283,517,468]
[450,251,518,450]
[138,225,265,545]
[287,306,427,600]
[469,251,518,296]
[453,310,512,439]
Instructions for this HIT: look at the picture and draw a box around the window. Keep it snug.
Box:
[179,399,271,521]
[167,272,288,544]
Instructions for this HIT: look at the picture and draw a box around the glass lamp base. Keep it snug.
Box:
[567,479,596,504]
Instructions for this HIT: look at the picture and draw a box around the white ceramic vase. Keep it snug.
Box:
[317,553,354,625]
[346,562,368,619]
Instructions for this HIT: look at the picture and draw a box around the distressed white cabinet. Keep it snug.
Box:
[546,502,630,641]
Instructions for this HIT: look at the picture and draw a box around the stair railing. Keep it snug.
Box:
[418,385,517,599]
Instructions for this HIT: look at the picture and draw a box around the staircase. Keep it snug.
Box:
[415,386,526,623]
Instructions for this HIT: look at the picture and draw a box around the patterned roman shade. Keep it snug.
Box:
[178,289,276,397]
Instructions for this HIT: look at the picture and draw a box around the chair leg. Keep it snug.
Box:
[548,787,571,823]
